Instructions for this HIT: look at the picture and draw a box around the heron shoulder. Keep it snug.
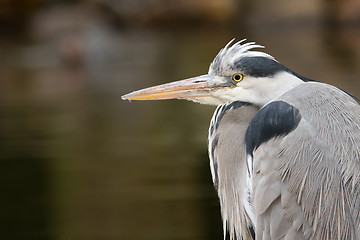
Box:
[245,101,302,157]
[251,82,360,238]
[278,81,359,107]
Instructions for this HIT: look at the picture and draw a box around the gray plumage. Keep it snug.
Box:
[122,39,360,240]
[209,102,259,239]
[209,82,360,239]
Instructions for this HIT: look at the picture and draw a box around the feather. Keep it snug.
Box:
[209,102,259,240]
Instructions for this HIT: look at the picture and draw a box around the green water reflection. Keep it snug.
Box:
[1,23,360,240]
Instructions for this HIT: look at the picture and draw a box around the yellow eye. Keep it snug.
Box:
[232,73,243,82]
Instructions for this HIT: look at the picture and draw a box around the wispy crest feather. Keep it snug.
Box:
[209,39,275,76]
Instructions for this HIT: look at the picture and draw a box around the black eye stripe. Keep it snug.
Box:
[234,56,287,77]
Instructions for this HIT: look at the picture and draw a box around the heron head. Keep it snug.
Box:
[122,39,306,106]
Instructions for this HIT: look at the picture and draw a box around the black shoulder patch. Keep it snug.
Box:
[245,101,301,156]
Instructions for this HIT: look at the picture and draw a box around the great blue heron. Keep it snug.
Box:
[122,39,360,240]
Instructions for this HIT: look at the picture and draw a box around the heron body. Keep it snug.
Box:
[122,40,360,239]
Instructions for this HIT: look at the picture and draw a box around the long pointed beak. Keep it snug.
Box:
[122,74,225,101]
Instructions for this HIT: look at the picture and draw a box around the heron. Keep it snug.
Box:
[122,39,360,240]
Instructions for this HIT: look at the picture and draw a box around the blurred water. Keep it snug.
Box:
[1,21,360,240]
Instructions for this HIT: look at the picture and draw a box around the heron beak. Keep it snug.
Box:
[121,74,226,101]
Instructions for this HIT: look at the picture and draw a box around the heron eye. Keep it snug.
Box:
[232,73,243,82]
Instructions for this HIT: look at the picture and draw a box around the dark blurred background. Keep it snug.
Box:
[0,0,359,239]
